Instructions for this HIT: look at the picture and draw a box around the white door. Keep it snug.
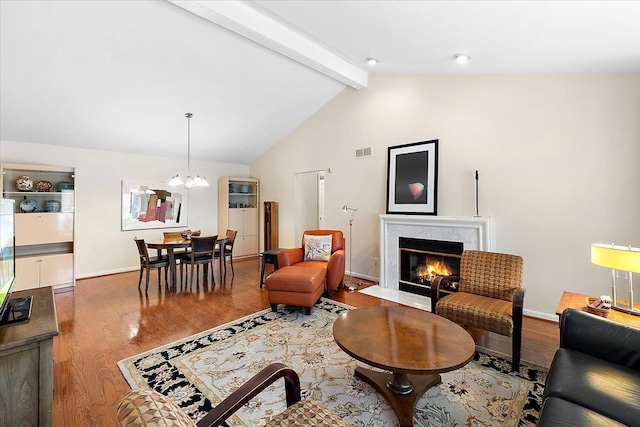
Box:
[294,171,320,244]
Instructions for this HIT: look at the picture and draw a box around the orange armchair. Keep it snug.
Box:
[277,230,345,292]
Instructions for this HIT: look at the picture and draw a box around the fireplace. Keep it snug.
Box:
[399,237,463,297]
[378,215,494,306]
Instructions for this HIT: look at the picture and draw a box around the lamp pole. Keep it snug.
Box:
[342,205,359,291]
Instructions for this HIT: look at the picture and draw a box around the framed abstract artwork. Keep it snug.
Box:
[386,139,439,215]
[121,180,187,231]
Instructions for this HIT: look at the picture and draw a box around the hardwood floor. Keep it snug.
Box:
[52,257,559,426]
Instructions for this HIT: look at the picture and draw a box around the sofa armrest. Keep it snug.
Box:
[277,248,303,267]
[326,249,345,291]
[196,363,301,427]
[560,307,640,371]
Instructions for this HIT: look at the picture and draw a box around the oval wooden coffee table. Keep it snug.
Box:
[333,306,475,427]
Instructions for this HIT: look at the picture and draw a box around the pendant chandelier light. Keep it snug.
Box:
[168,112,209,189]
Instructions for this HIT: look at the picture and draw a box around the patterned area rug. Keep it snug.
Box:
[118,299,547,426]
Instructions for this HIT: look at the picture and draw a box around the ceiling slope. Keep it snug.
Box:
[0,0,346,164]
[2,1,638,164]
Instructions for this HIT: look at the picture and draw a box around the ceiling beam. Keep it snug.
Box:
[166,0,368,89]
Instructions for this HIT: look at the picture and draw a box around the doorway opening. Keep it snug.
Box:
[294,170,325,244]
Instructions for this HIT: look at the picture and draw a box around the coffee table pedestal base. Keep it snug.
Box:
[355,366,441,427]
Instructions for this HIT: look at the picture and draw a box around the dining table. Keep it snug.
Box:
[146,236,227,288]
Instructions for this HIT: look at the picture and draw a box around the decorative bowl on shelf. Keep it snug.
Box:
[15,176,34,191]
[20,199,38,212]
[36,180,53,192]
[239,183,250,193]
[57,181,74,191]
[43,200,62,212]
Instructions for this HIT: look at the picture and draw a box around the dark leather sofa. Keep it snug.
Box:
[537,308,640,426]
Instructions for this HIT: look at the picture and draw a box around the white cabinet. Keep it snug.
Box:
[218,177,259,258]
[14,254,74,291]
[2,163,75,290]
[15,212,74,245]
[228,208,257,257]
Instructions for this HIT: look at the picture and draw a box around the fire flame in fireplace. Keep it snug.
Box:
[416,260,452,283]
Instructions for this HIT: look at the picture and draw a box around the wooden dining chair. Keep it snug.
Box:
[179,235,218,288]
[134,238,169,291]
[214,229,238,277]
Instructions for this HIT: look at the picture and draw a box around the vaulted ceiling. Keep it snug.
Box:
[1,1,638,164]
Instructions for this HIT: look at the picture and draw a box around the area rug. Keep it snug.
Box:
[118,299,547,426]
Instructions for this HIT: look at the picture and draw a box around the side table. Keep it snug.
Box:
[0,287,59,426]
[260,248,280,288]
[556,291,640,328]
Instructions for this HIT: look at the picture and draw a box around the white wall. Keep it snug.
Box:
[251,74,640,318]
[1,140,249,278]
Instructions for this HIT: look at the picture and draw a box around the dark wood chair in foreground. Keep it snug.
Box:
[134,238,169,291]
[431,250,525,371]
[178,235,217,288]
[117,363,353,427]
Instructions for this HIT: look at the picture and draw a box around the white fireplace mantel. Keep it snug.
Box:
[379,215,494,292]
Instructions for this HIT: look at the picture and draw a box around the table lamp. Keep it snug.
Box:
[591,243,640,316]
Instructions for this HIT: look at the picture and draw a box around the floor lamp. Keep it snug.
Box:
[342,205,359,291]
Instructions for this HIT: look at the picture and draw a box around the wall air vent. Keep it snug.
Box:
[355,147,372,159]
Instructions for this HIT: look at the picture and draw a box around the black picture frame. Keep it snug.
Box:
[386,139,438,215]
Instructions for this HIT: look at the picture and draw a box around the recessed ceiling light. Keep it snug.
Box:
[454,54,470,64]
[366,57,379,66]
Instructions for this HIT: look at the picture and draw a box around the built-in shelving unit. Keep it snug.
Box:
[218,177,259,258]
[1,163,75,290]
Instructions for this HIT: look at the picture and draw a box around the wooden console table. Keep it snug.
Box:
[556,291,640,328]
[0,287,59,426]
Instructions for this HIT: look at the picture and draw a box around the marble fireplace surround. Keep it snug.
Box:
[361,215,494,311]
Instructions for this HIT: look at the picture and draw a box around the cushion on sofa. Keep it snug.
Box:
[303,234,332,261]
[544,348,640,426]
[537,397,626,427]
[117,389,195,427]
[117,388,353,427]
[266,398,353,427]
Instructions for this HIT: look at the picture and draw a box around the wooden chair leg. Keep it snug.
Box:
[512,327,522,372]
[229,254,234,276]
[270,304,278,312]
[512,288,525,372]
[145,268,150,292]
[137,267,144,288]
[180,262,185,287]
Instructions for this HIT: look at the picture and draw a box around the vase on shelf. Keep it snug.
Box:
[36,180,53,192]
[16,176,34,191]
[43,200,62,212]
